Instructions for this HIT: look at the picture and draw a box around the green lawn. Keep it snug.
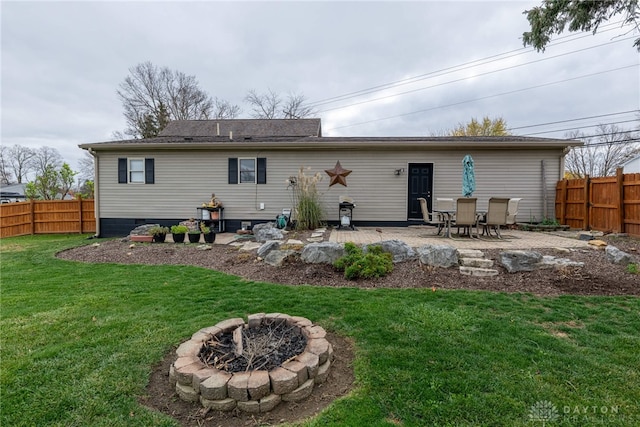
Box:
[1,234,639,426]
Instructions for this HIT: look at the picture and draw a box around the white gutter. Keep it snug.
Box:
[88,148,100,237]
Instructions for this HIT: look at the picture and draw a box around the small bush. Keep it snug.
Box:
[170,225,189,234]
[627,263,639,274]
[333,242,393,280]
[148,226,169,235]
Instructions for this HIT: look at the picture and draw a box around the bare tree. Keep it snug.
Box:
[565,124,640,178]
[7,144,36,183]
[282,92,316,119]
[245,89,281,119]
[31,146,63,177]
[77,151,95,183]
[0,145,13,184]
[212,97,241,119]
[117,62,240,138]
[245,89,316,119]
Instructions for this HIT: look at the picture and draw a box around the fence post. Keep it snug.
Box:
[558,180,567,224]
[583,175,590,231]
[78,196,83,234]
[616,167,624,234]
[30,200,35,235]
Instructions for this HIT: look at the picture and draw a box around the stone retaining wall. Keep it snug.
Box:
[169,313,333,413]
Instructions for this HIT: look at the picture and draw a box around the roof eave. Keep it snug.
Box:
[79,138,583,151]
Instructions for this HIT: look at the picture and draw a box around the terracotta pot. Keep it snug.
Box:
[130,235,153,243]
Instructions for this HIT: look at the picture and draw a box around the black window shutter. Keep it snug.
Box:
[228,158,238,184]
[118,158,127,184]
[257,158,267,184]
[145,158,155,184]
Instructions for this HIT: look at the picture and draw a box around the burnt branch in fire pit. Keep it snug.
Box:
[199,321,307,372]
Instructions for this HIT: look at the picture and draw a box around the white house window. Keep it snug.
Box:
[129,159,145,183]
[239,158,256,183]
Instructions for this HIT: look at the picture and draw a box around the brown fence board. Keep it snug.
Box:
[0,199,95,238]
[555,169,640,237]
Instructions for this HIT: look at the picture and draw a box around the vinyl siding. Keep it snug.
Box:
[95,147,563,224]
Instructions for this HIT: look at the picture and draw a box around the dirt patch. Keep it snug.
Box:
[139,332,355,427]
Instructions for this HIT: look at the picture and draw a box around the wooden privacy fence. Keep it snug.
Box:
[555,168,640,237]
[0,199,95,238]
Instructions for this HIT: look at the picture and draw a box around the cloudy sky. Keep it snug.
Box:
[2,0,639,174]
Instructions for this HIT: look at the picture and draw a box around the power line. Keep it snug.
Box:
[325,64,638,132]
[307,21,628,108]
[521,119,640,136]
[508,110,639,131]
[317,36,634,115]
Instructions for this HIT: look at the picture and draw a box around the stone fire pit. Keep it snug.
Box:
[169,313,333,413]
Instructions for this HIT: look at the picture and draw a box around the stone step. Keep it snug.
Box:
[459,257,494,268]
[457,249,484,258]
[459,266,499,277]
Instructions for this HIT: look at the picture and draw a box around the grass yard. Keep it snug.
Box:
[1,234,639,426]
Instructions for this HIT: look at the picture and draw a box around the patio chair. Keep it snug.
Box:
[506,198,522,227]
[452,198,479,238]
[418,197,445,234]
[479,197,510,238]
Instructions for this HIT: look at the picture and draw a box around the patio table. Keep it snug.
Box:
[434,210,456,238]
[435,209,486,238]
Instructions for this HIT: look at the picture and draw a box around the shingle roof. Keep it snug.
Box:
[158,119,322,138]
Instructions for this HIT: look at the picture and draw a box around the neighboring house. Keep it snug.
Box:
[0,183,27,203]
[80,119,582,237]
[623,154,640,173]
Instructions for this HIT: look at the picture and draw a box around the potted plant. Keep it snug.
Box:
[149,225,169,243]
[188,229,201,243]
[170,225,189,243]
[200,223,216,244]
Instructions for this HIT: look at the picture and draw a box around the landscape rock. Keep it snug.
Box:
[605,246,634,265]
[459,266,498,277]
[417,244,458,268]
[499,250,543,273]
[263,250,297,267]
[301,242,345,264]
[364,239,416,263]
[258,240,280,258]
[588,239,608,248]
[129,224,159,236]
[540,256,584,269]
[252,222,284,242]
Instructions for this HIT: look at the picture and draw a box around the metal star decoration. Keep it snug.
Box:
[325,161,352,187]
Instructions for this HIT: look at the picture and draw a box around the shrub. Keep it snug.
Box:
[627,263,639,274]
[333,242,393,280]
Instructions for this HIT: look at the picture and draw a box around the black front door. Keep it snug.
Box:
[407,163,433,220]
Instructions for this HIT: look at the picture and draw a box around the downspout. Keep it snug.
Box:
[88,148,100,237]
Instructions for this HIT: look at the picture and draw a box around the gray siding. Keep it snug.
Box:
[96,147,562,225]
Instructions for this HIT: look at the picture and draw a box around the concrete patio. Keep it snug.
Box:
[327,226,591,250]
[212,225,592,250]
